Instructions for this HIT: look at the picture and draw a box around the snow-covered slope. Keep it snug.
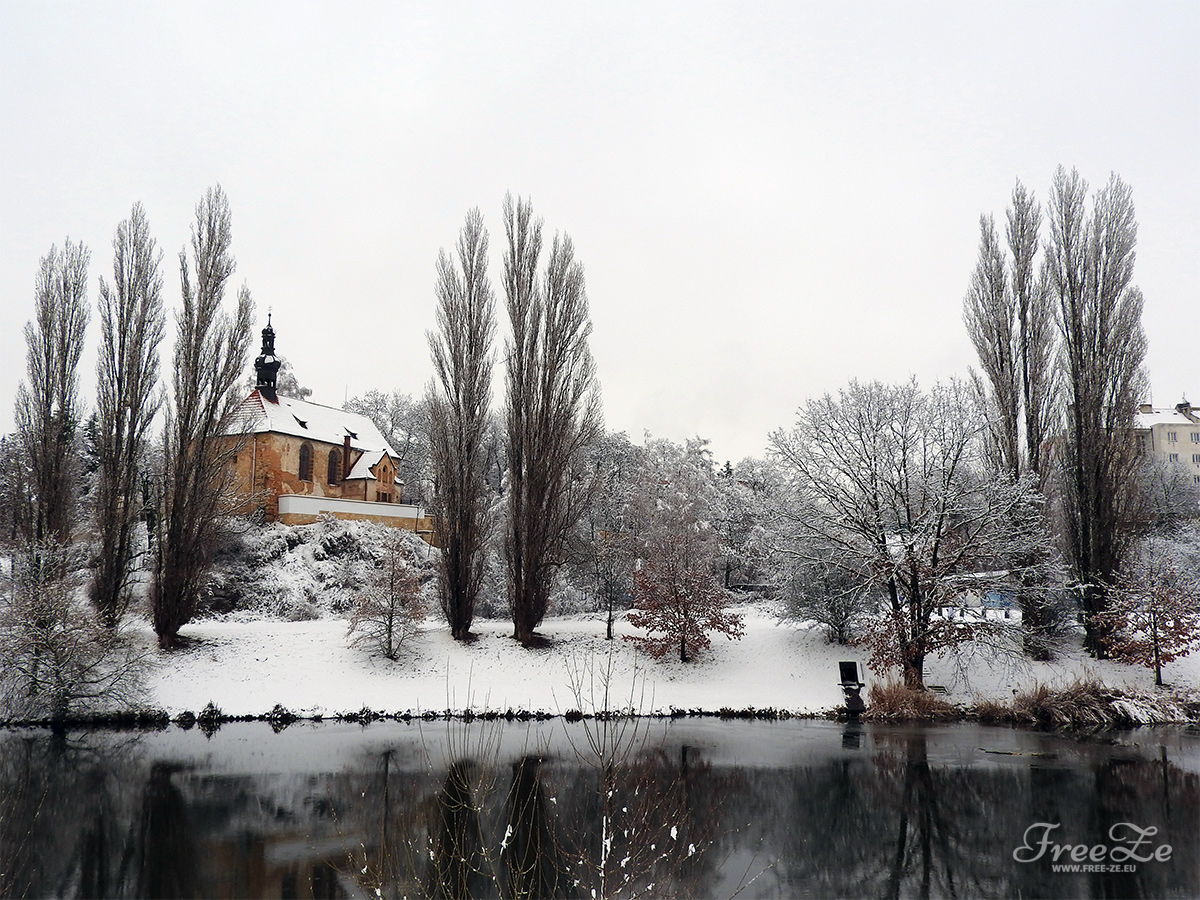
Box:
[127,518,1200,718]
[144,605,1200,718]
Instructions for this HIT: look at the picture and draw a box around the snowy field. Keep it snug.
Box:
[141,604,1200,718]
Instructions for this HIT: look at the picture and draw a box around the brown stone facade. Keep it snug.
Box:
[227,433,413,523]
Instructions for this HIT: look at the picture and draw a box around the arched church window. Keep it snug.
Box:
[327,448,341,484]
[299,443,313,482]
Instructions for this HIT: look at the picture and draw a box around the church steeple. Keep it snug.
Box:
[254,312,282,403]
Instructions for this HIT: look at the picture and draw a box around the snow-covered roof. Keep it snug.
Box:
[1135,405,1200,430]
[346,448,388,481]
[228,390,397,457]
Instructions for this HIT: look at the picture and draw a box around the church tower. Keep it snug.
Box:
[254,313,282,402]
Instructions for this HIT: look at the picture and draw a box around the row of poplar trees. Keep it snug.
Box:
[963,166,1150,658]
[428,195,601,646]
[11,186,252,651]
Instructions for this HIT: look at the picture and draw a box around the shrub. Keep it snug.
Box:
[0,541,147,722]
[267,703,298,732]
[347,537,425,660]
[864,681,958,721]
[197,700,224,736]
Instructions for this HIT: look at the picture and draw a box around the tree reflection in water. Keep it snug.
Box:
[0,731,143,899]
[0,722,1197,899]
[131,763,201,898]
[502,755,572,898]
[428,759,492,899]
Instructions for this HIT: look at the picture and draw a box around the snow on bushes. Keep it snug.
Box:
[206,516,437,621]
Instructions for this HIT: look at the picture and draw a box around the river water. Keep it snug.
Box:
[0,719,1196,899]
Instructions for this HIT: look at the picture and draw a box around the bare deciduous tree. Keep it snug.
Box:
[347,537,426,660]
[1045,168,1148,656]
[344,390,432,503]
[92,203,165,626]
[625,438,743,662]
[502,195,602,646]
[1,541,146,722]
[1097,532,1200,686]
[274,357,311,400]
[571,430,641,640]
[427,208,496,641]
[14,240,91,544]
[784,553,878,645]
[1134,455,1200,530]
[152,186,253,649]
[771,379,1059,687]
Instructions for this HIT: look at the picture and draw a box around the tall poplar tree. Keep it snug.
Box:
[92,203,166,626]
[14,240,90,545]
[503,195,602,646]
[427,209,496,641]
[1045,167,1147,656]
[153,186,252,649]
[963,180,1056,480]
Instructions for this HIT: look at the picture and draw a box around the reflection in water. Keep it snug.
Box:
[502,756,571,899]
[879,732,987,899]
[429,760,491,899]
[132,763,200,899]
[0,721,1196,899]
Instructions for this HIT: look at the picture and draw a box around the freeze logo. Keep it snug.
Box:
[1013,823,1172,873]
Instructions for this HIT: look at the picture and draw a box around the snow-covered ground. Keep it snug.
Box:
[142,604,1200,718]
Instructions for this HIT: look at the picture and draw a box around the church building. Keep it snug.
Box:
[225,318,433,536]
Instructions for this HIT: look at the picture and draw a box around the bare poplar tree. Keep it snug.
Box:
[503,194,602,646]
[427,208,496,641]
[1007,181,1056,478]
[1045,168,1148,656]
[964,214,1020,478]
[152,186,253,649]
[964,180,1058,481]
[14,240,91,544]
[965,181,1063,657]
[92,203,165,626]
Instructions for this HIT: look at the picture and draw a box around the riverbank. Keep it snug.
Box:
[140,604,1199,723]
[4,604,1198,729]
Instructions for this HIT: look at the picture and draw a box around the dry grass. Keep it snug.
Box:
[972,697,1016,725]
[1012,679,1121,728]
[864,681,958,721]
[860,677,1198,728]
[1008,679,1199,728]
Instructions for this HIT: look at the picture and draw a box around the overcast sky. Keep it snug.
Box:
[2,2,1196,464]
